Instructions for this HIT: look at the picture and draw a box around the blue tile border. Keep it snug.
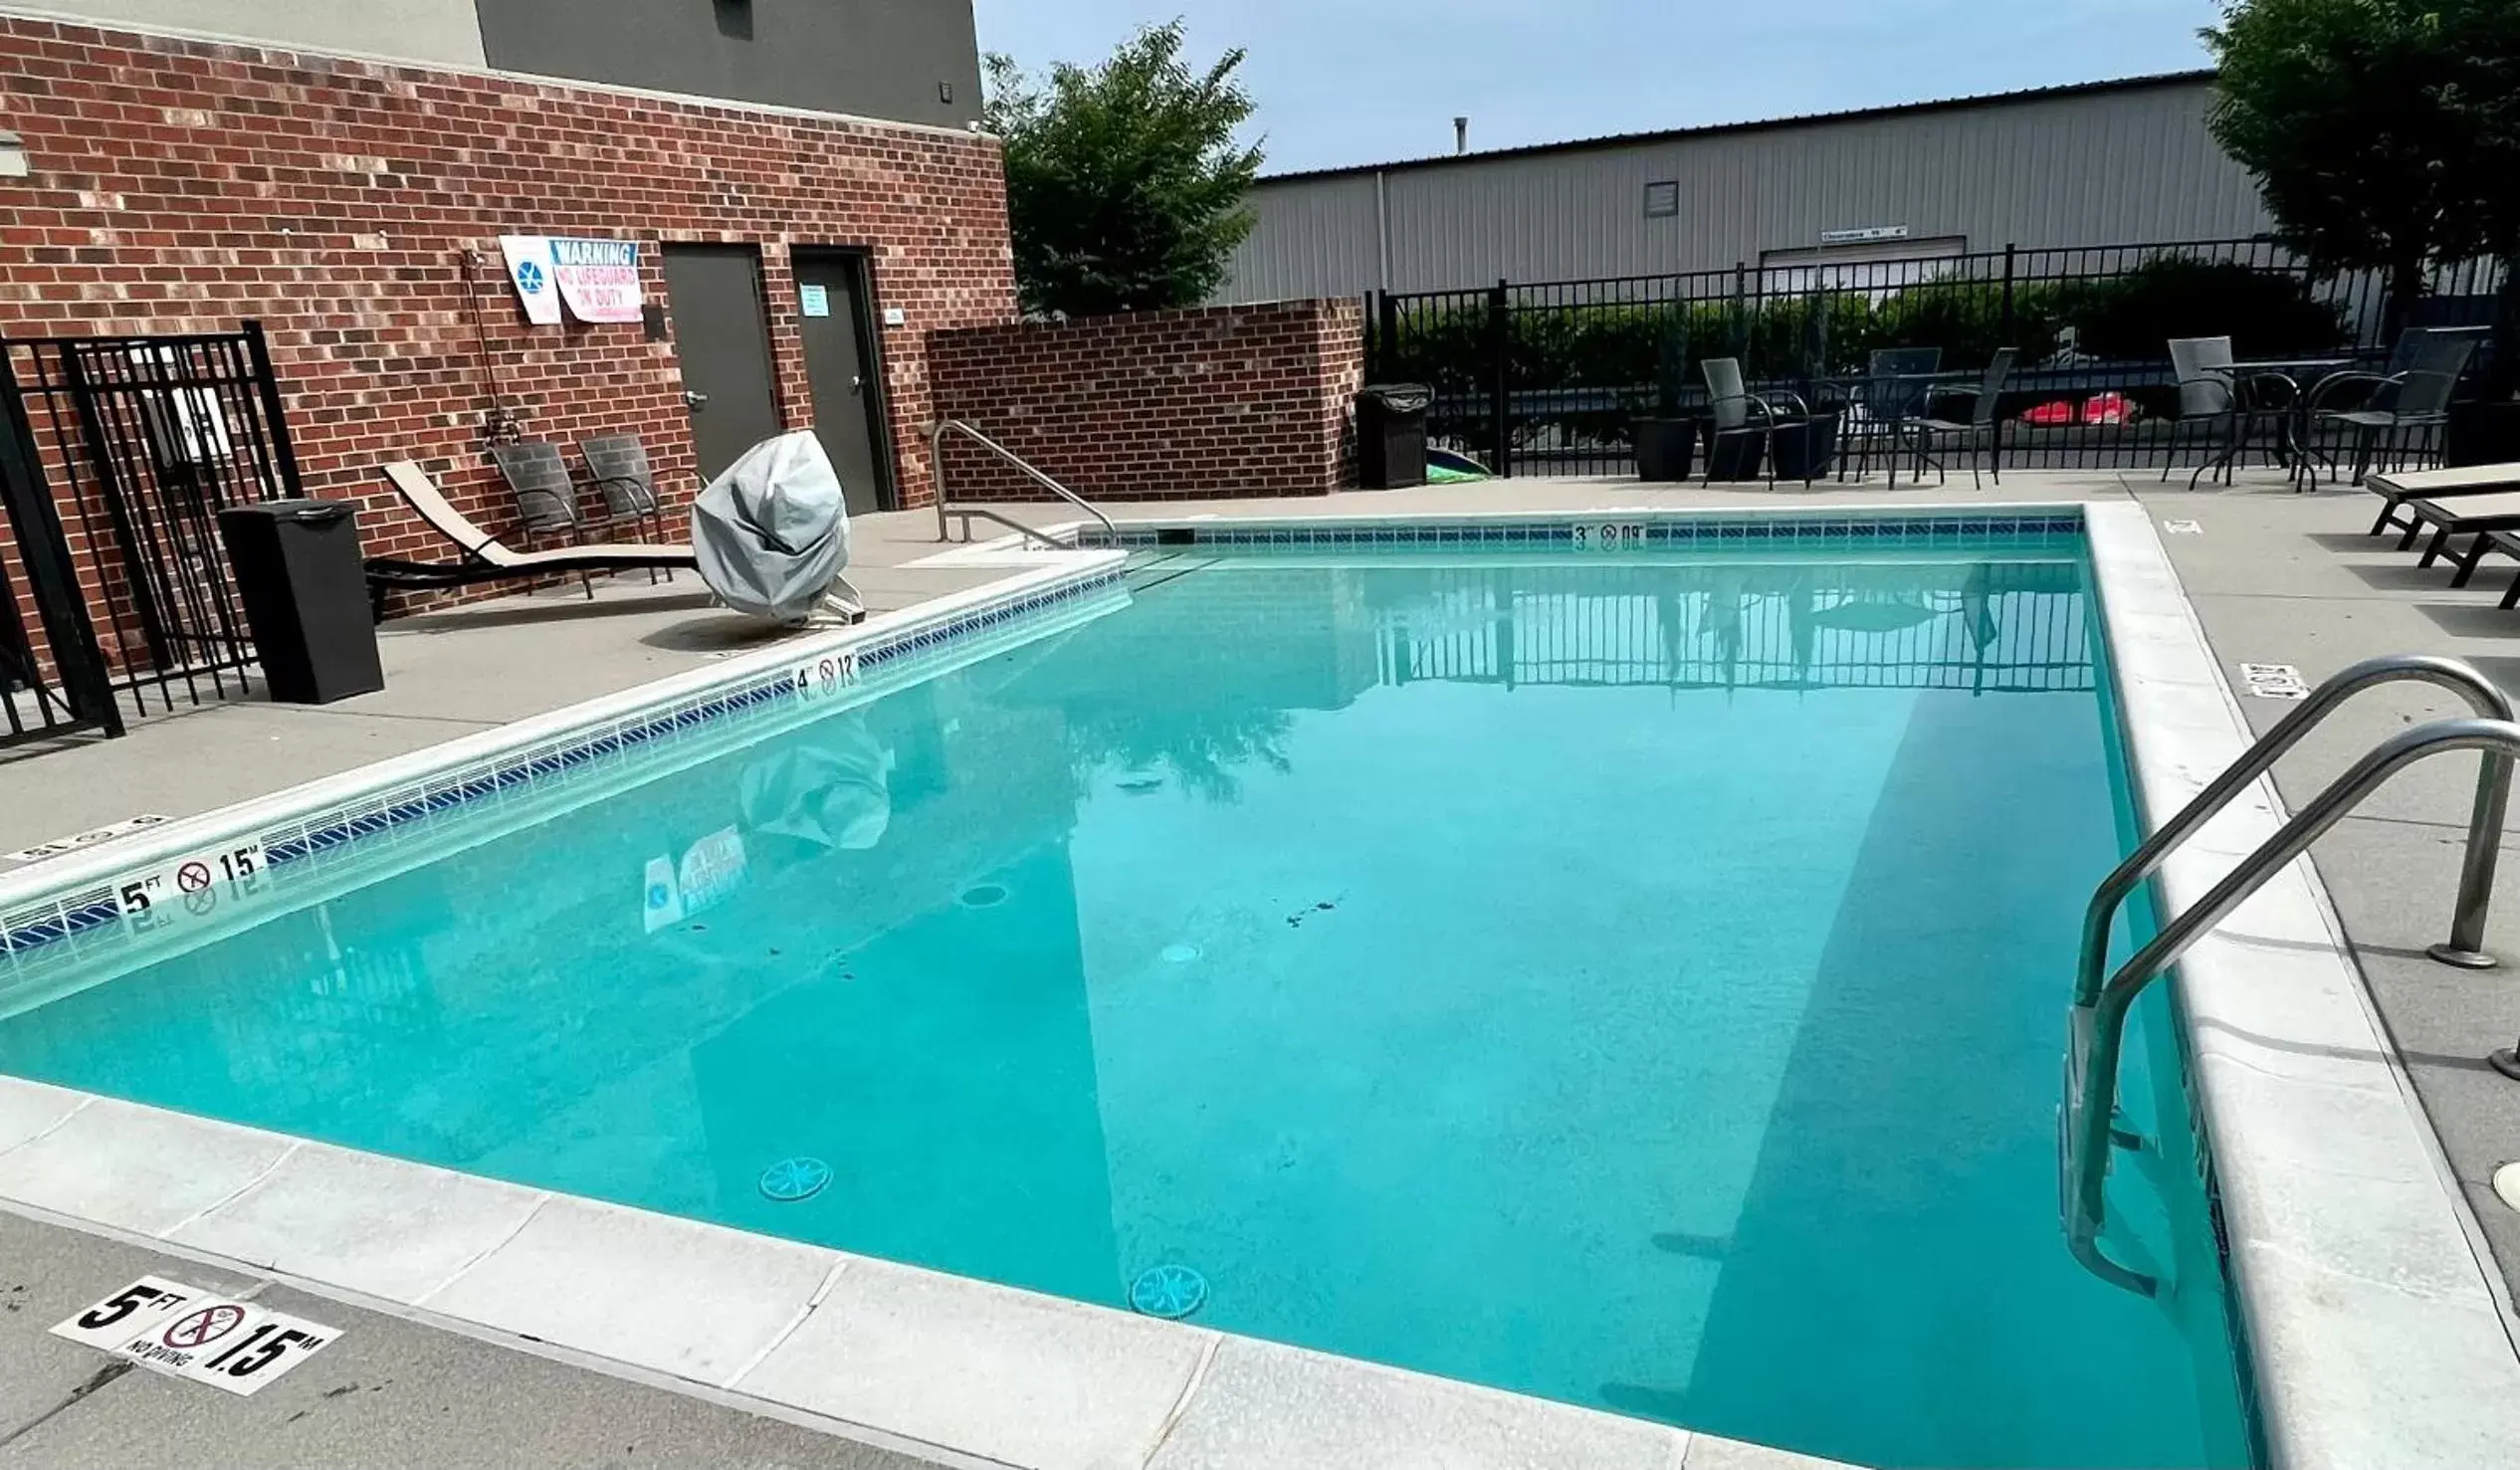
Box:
[0,565,1127,961]
[1075,509,2084,552]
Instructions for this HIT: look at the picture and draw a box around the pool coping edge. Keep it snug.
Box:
[2083,501,2520,1470]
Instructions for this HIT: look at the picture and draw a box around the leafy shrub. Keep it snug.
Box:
[2056,257,2348,359]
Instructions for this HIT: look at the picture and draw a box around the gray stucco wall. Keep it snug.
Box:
[14,0,486,64]
[475,0,980,127]
[1221,78,2274,301]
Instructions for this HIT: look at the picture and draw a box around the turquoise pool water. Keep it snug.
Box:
[0,541,2248,1467]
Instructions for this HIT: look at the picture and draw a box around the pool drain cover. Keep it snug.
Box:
[958,883,1009,910]
[759,1156,832,1202]
[1128,1264,1207,1320]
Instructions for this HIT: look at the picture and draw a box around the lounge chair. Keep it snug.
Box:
[364,460,696,607]
[2364,462,2520,536]
[2397,490,2520,586]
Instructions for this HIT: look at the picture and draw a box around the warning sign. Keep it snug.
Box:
[112,840,268,931]
[53,1277,340,1396]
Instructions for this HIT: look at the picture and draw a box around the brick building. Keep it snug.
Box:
[0,0,1014,575]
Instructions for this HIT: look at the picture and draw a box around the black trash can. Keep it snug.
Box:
[1357,383,1432,489]
[217,500,385,705]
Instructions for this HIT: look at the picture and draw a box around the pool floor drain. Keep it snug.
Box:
[958,883,1009,910]
[1129,1264,1207,1320]
[1159,943,1201,964]
[759,1156,832,1202]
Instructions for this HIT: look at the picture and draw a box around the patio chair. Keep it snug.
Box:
[2298,326,2490,488]
[487,441,586,546]
[1902,348,2017,489]
[1839,346,1940,482]
[2306,330,2480,486]
[364,460,697,609]
[2362,461,2520,536]
[2161,336,2295,491]
[1702,357,1804,487]
[579,432,674,578]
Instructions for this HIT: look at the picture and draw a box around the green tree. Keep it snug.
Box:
[2204,0,2520,336]
[984,22,1264,317]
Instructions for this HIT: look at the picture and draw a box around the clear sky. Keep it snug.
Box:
[969,1,2221,175]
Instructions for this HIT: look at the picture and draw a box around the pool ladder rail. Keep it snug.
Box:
[928,418,1117,550]
[2063,654,2520,1297]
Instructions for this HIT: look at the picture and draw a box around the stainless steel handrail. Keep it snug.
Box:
[928,419,1116,548]
[2076,655,2513,1008]
[2064,713,2520,1297]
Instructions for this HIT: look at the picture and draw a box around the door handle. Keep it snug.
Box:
[683,390,710,409]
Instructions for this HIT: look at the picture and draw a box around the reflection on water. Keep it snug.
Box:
[0,549,2240,1470]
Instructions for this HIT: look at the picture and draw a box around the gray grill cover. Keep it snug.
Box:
[692,430,853,622]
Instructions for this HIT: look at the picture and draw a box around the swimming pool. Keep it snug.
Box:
[0,517,2251,1467]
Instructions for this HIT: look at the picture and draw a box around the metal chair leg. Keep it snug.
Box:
[2452,534,2493,588]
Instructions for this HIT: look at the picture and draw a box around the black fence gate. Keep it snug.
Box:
[1365,238,2510,479]
[0,321,302,747]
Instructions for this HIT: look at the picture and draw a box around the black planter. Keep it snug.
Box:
[1635,417,1696,482]
[1770,414,1841,484]
[2446,400,2520,468]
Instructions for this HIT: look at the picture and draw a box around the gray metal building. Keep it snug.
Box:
[1218,73,2272,303]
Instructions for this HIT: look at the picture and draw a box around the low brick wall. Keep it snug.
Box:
[926,299,1365,503]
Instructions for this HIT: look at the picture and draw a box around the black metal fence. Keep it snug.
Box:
[1375,560,2094,694]
[0,322,301,746]
[1365,238,2509,479]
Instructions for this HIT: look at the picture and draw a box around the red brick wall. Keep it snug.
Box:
[0,13,1014,622]
[926,299,1365,503]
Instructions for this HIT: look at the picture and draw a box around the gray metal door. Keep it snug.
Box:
[661,245,781,480]
[792,250,889,514]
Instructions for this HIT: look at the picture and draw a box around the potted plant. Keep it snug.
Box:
[1634,319,1695,481]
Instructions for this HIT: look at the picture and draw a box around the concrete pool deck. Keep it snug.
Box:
[4,468,2520,1466]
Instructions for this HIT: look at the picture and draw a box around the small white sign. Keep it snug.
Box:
[882,307,906,327]
[1820,224,1910,245]
[1571,522,1648,553]
[2239,662,2310,701]
[51,1275,203,1352]
[2162,520,2204,535]
[53,1277,340,1397]
[2,813,170,865]
[499,235,562,326]
[114,840,266,923]
[799,284,831,318]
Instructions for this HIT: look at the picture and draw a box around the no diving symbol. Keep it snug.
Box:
[175,861,213,894]
[163,1303,246,1350]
